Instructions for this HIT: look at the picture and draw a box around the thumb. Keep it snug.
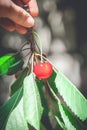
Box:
[0,0,34,28]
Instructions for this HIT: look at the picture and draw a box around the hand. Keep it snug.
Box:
[0,0,39,34]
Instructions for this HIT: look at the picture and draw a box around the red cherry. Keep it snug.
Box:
[34,62,53,79]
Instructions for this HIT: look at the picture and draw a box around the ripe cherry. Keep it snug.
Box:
[34,61,53,79]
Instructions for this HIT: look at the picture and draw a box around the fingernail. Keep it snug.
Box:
[24,17,34,27]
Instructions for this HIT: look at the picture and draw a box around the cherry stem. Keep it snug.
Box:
[35,53,59,71]
[20,41,28,51]
[33,32,43,62]
[46,80,73,115]
[31,53,34,73]
[21,48,31,52]
[27,52,33,66]
[46,80,60,102]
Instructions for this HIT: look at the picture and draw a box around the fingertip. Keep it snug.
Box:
[24,17,34,27]
[28,0,39,17]
[22,0,29,3]
[8,2,35,28]
[30,8,39,17]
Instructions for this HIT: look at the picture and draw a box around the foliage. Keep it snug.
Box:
[0,30,87,130]
[0,53,23,76]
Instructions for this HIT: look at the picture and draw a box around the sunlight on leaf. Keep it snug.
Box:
[23,73,43,130]
[0,53,22,76]
[48,69,87,121]
[5,98,29,130]
[55,116,67,130]
[58,101,86,130]
[0,88,23,130]
[0,54,15,75]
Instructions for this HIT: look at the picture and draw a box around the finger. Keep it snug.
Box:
[12,0,23,7]
[29,0,39,17]
[0,1,34,28]
[0,18,15,32]
[15,24,28,34]
[22,0,29,3]
[23,0,39,17]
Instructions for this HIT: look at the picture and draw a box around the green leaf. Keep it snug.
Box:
[5,98,29,130]
[48,69,87,121]
[0,87,23,130]
[0,53,21,76]
[55,116,67,130]
[36,80,49,116]
[58,101,86,130]
[0,54,15,75]
[11,67,28,96]
[40,123,47,130]
[23,73,43,130]
[7,60,24,75]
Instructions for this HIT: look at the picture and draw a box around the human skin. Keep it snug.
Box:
[0,0,39,34]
